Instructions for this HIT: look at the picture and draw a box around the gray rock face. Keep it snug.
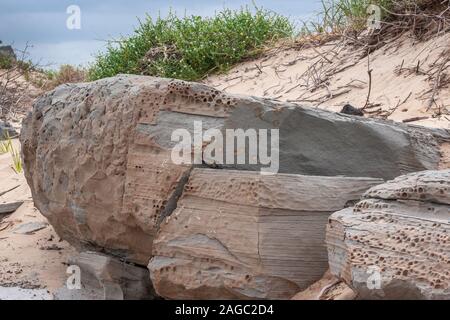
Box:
[0,45,16,61]
[20,75,450,269]
[58,251,155,300]
[223,102,449,179]
[326,170,450,300]
[13,221,48,235]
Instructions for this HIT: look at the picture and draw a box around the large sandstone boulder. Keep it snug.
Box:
[148,168,382,299]
[326,170,450,300]
[20,75,450,265]
[21,76,233,264]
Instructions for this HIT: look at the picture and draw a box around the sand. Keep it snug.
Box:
[205,32,450,129]
[0,139,76,298]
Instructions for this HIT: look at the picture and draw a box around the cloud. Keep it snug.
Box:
[26,40,106,68]
[0,0,322,67]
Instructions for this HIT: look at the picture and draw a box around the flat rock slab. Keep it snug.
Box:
[149,168,382,300]
[13,221,48,235]
[326,170,450,300]
[0,201,24,215]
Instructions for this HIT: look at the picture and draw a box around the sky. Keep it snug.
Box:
[0,0,323,69]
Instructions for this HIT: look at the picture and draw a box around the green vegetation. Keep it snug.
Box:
[9,1,440,87]
[38,64,86,90]
[10,145,22,174]
[309,0,447,34]
[0,53,33,73]
[88,7,293,81]
[0,55,14,69]
[300,0,394,34]
[89,1,434,82]
[330,0,392,30]
[0,132,22,174]
[0,131,13,155]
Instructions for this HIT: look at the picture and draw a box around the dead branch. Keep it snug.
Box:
[427,55,450,111]
[362,52,373,110]
[0,42,40,121]
[402,116,430,123]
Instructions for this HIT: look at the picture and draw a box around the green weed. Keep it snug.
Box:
[300,0,394,35]
[10,146,22,174]
[0,131,22,174]
[88,6,293,81]
[0,131,13,155]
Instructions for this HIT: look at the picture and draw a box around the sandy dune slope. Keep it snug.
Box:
[205,32,450,129]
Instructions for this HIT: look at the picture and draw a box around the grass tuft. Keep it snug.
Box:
[305,0,450,35]
[38,64,86,90]
[300,0,394,35]
[10,146,22,174]
[0,131,22,174]
[0,131,13,155]
[0,55,14,69]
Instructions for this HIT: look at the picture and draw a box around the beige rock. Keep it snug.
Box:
[20,76,234,264]
[326,170,450,300]
[20,75,450,266]
[148,168,382,299]
[291,270,357,300]
[363,169,450,204]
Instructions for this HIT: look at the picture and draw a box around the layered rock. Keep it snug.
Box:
[223,102,450,178]
[20,75,450,266]
[148,168,382,299]
[326,170,450,300]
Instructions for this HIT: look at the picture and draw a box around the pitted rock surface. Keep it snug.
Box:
[326,170,450,300]
[148,168,382,299]
[20,75,450,266]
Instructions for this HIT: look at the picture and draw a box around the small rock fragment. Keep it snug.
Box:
[13,222,48,235]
